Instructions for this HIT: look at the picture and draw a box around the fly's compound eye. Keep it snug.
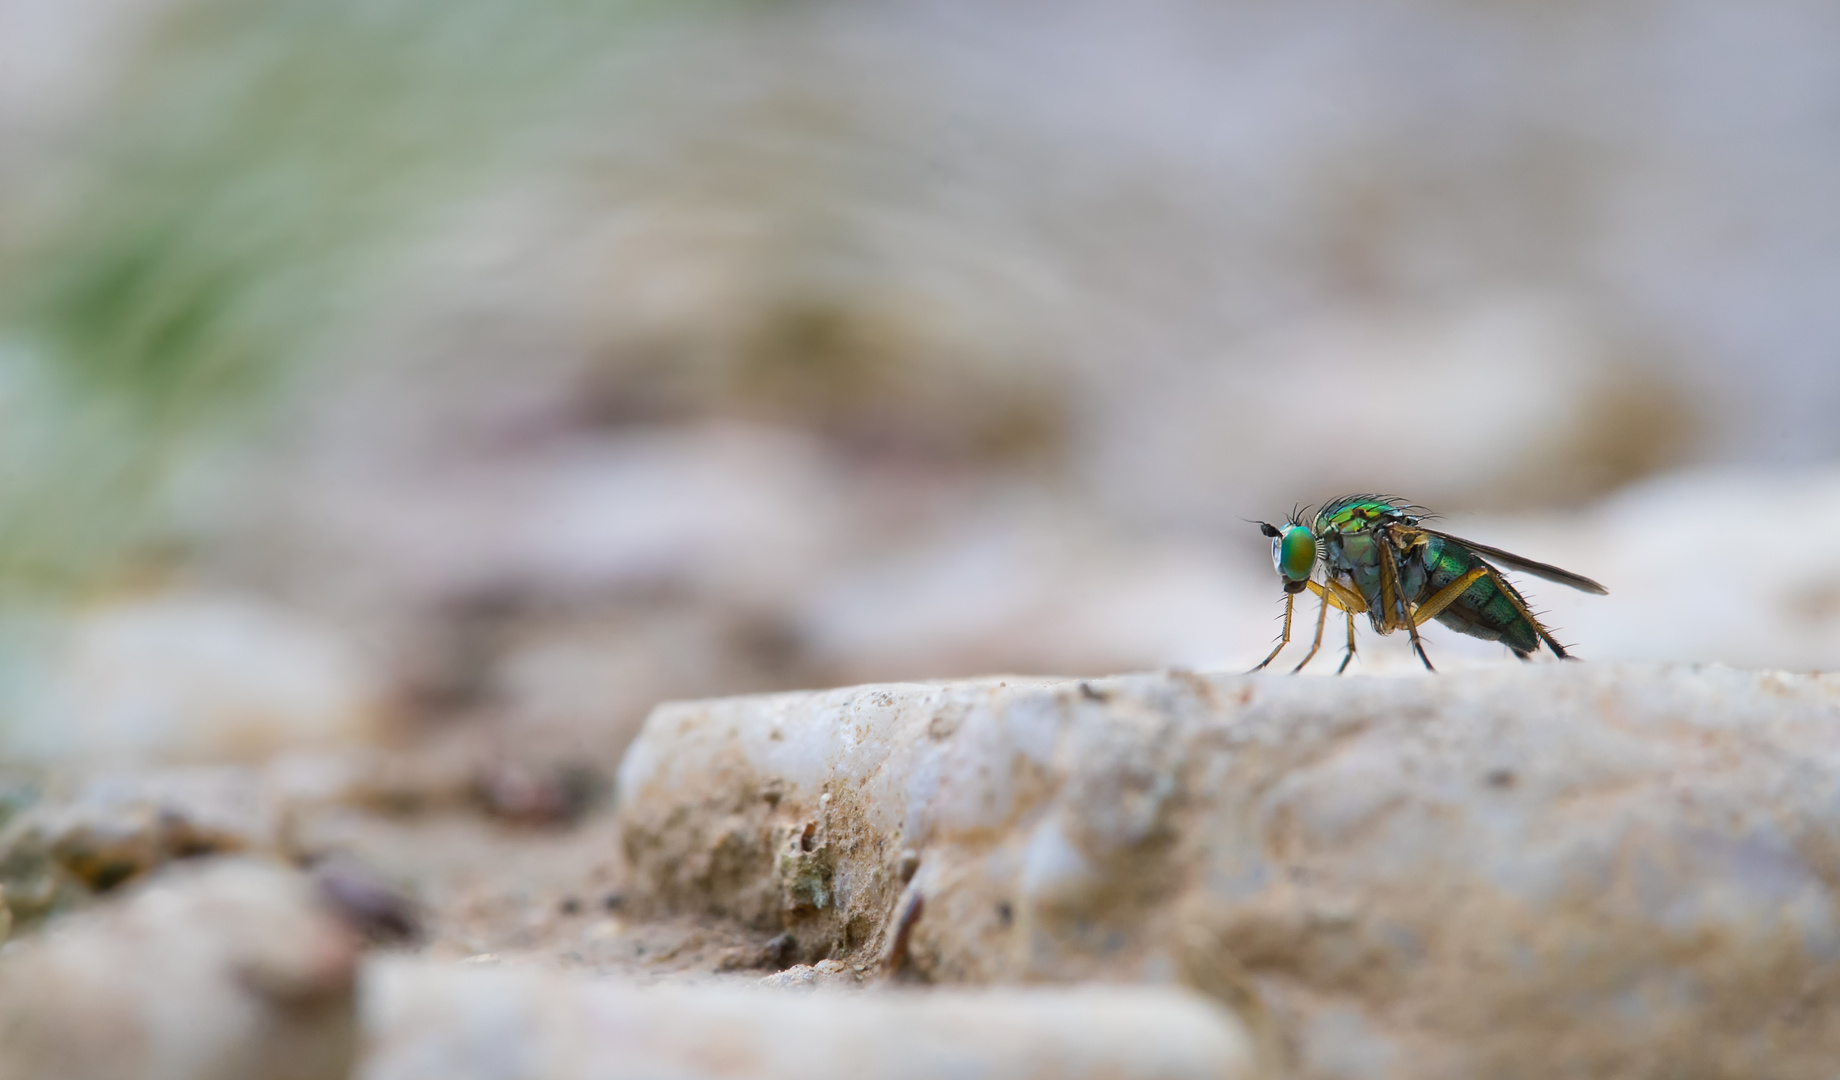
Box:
[1273,526,1317,584]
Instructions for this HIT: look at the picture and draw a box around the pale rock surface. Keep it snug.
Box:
[616,664,1840,1080]
[0,858,361,1080]
[358,958,1258,1080]
[0,593,385,764]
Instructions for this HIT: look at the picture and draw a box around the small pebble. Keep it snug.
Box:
[313,858,420,944]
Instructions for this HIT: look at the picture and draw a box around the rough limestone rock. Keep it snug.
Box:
[615,664,1840,1080]
[0,767,284,924]
[0,859,361,1080]
[359,959,1256,1080]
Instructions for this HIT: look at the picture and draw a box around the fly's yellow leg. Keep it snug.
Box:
[1406,621,1435,671]
[1335,608,1358,674]
[1289,587,1333,673]
[1378,540,1435,671]
[1249,590,1296,672]
[1303,578,1366,676]
[1410,566,1490,627]
[1292,579,1365,674]
[1377,540,1402,633]
[1313,578,1368,614]
[1477,564,1570,659]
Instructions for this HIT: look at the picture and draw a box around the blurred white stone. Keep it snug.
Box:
[0,858,359,1080]
[359,959,1259,1080]
[617,664,1840,1079]
[797,499,1258,682]
[1122,302,1689,519]
[0,594,384,764]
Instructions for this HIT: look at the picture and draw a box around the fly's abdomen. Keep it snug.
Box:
[1420,539,1540,656]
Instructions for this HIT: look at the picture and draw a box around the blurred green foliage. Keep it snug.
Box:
[0,0,713,591]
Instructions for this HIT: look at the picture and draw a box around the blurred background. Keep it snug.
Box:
[0,0,1837,780]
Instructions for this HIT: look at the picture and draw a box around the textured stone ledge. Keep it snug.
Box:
[614,664,1840,1079]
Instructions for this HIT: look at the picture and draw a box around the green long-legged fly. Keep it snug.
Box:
[1252,494,1606,673]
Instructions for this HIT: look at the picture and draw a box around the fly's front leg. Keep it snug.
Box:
[1294,579,1364,674]
[1250,590,1296,672]
[1308,578,1366,676]
[1289,585,1332,673]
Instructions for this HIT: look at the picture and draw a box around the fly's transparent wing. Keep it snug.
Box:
[1421,529,1608,595]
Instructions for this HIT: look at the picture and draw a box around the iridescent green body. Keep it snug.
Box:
[1318,497,1539,655]
[1255,494,1607,673]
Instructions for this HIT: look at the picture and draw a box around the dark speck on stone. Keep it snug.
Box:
[603,892,625,911]
[996,901,1013,927]
[559,896,582,915]
[313,858,421,944]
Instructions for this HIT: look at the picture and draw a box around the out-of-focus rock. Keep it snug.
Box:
[358,959,1259,1080]
[0,858,360,1080]
[0,594,385,765]
[754,958,857,992]
[1124,302,1699,519]
[0,766,280,924]
[309,857,422,947]
[616,665,1840,1080]
[795,502,1255,683]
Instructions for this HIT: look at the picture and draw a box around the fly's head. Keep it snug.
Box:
[1259,519,1318,594]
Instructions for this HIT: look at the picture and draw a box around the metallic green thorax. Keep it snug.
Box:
[1312,494,1544,657]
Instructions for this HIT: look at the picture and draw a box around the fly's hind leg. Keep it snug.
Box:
[1476,564,1571,659]
[1411,566,1489,627]
[1249,590,1297,672]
